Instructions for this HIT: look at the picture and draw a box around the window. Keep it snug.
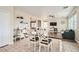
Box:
[68,14,77,30]
[43,22,48,29]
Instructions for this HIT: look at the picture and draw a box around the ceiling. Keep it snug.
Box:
[15,6,74,18]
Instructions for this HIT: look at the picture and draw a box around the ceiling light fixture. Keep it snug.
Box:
[16,16,24,19]
[49,15,55,18]
[63,6,68,9]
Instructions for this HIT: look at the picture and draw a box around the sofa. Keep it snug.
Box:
[62,29,75,40]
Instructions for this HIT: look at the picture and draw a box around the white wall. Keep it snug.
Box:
[75,7,79,43]
[0,7,14,45]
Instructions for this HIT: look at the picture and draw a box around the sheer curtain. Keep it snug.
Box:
[68,14,77,30]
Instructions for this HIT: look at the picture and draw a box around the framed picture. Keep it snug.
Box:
[30,21,36,29]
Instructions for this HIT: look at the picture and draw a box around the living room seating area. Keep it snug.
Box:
[62,29,75,40]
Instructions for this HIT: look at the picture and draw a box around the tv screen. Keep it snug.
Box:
[50,22,57,26]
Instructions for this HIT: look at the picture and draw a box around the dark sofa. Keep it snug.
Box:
[62,29,75,40]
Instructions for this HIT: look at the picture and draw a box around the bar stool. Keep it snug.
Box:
[39,37,52,52]
[30,35,39,52]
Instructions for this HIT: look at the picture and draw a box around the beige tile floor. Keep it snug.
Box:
[62,40,79,52]
[0,38,79,52]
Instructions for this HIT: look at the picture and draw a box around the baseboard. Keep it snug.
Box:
[0,44,8,48]
[75,40,79,44]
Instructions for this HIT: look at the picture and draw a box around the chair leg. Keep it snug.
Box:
[39,45,41,52]
[50,42,52,52]
[33,43,35,52]
[29,41,31,49]
[48,46,50,52]
[29,41,32,51]
[31,42,34,52]
[50,45,52,52]
[59,40,62,52]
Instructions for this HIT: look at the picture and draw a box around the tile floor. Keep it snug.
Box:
[0,38,79,52]
[62,40,79,52]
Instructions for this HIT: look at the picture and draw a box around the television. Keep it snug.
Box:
[50,22,57,26]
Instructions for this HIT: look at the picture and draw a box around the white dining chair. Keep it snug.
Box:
[39,36,52,52]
